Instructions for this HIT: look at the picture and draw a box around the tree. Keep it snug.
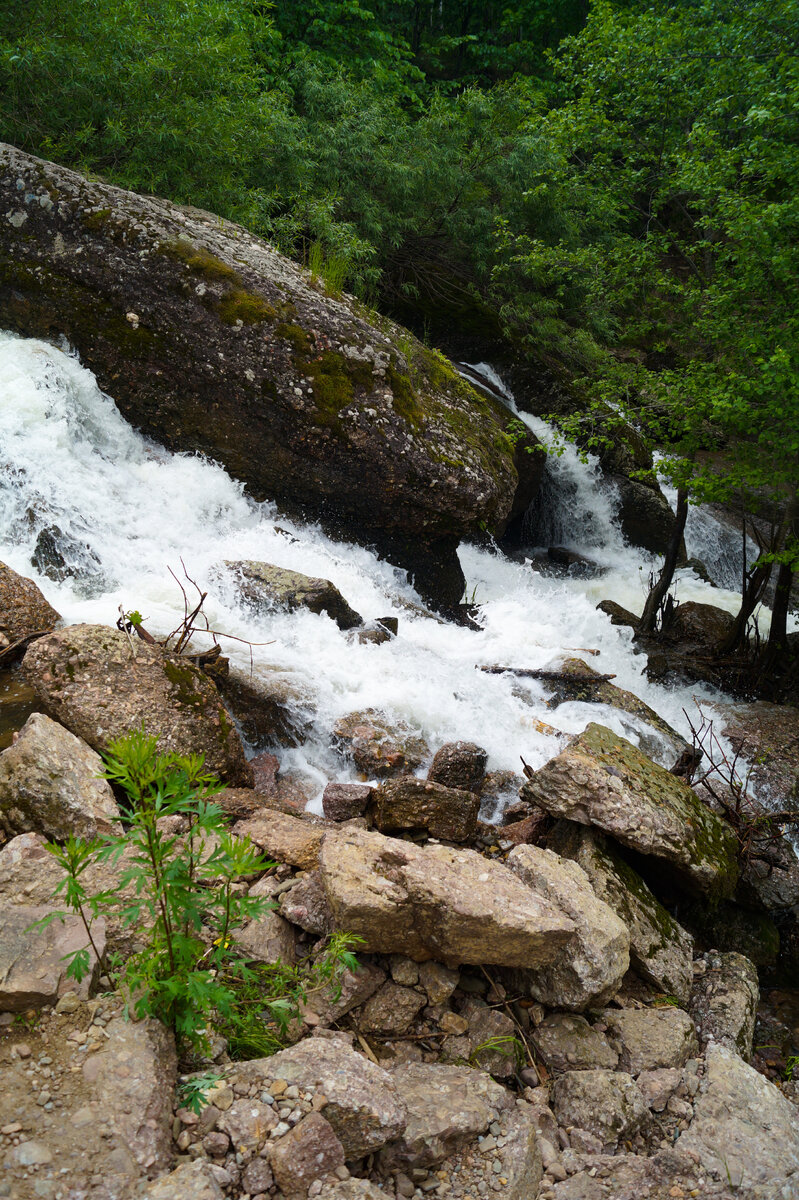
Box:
[493,0,799,684]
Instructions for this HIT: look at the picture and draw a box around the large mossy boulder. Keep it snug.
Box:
[523,723,739,900]
[23,624,252,785]
[0,144,530,606]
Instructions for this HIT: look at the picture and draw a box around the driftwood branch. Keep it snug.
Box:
[479,665,616,683]
[0,630,50,668]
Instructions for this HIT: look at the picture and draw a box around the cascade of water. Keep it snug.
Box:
[0,332,766,812]
[657,473,759,593]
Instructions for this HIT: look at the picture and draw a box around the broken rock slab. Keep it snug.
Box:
[426,742,487,793]
[226,1036,406,1158]
[226,561,363,630]
[319,825,575,967]
[234,908,297,966]
[677,1043,799,1195]
[548,821,694,1003]
[234,809,328,870]
[23,623,252,785]
[506,844,629,1010]
[370,776,480,842]
[142,1160,225,1200]
[531,1013,618,1073]
[0,903,106,1010]
[0,712,121,841]
[525,724,739,899]
[550,1148,740,1200]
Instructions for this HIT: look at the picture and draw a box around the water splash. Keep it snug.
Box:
[0,333,759,811]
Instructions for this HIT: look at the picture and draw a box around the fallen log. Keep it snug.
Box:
[479,665,616,683]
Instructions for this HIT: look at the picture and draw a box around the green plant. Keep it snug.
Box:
[468,1034,525,1071]
[37,729,275,1051]
[784,1055,799,1081]
[178,1069,225,1115]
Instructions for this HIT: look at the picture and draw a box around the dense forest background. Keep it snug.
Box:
[1,1,797,576]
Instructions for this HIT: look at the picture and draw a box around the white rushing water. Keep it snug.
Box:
[0,333,760,813]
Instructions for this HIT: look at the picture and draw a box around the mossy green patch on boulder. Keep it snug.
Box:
[527,723,739,900]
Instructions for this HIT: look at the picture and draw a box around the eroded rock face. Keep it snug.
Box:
[378,1063,513,1170]
[370,777,480,842]
[525,724,739,899]
[234,809,327,870]
[0,560,60,644]
[677,1044,799,1194]
[0,144,523,604]
[226,561,362,630]
[506,844,629,1010]
[23,624,252,785]
[319,825,575,967]
[547,821,694,1004]
[689,951,759,1060]
[0,712,121,841]
[531,1014,618,1073]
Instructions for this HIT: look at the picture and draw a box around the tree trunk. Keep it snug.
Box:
[637,487,688,635]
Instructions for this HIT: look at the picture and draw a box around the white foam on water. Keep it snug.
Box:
[0,333,766,810]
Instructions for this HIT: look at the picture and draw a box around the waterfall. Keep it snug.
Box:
[0,332,766,813]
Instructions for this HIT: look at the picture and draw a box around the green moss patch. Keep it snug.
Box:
[387,360,426,430]
[163,238,240,283]
[276,322,312,354]
[217,288,276,325]
[299,350,374,426]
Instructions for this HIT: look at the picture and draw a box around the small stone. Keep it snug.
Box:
[55,992,81,1015]
[439,1012,469,1037]
[15,1042,32,1059]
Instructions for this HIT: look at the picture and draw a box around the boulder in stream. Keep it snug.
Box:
[0,560,60,646]
[226,561,362,630]
[0,143,528,607]
[370,776,480,841]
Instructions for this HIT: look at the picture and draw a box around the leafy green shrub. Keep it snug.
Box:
[37,729,362,1055]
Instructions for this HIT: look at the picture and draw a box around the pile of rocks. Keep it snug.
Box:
[2,579,799,1199]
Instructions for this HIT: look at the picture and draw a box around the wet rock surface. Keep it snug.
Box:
[227,561,362,631]
[333,710,430,778]
[0,560,60,645]
[370,777,480,842]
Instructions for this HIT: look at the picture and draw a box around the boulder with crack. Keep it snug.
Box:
[688,951,759,1060]
[318,825,575,967]
[506,844,629,1010]
[548,821,694,1003]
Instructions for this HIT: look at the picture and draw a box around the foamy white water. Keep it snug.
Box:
[0,334,762,811]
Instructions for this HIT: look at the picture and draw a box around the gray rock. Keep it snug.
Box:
[635,1068,683,1112]
[418,961,459,1005]
[506,844,629,1010]
[142,1160,225,1200]
[0,712,121,841]
[23,623,252,786]
[531,1013,618,1073]
[442,997,520,1079]
[235,908,296,965]
[378,1062,513,1170]
[550,1148,740,1199]
[551,1070,648,1146]
[359,982,426,1036]
[268,1113,346,1197]
[229,1037,406,1157]
[0,903,106,1010]
[319,825,575,967]
[427,742,487,793]
[548,821,694,1003]
[318,1183,387,1200]
[0,560,60,644]
[689,951,759,1060]
[524,724,739,899]
[218,665,311,749]
[302,961,386,1026]
[601,1006,699,1074]
[217,1098,278,1151]
[677,1043,799,1193]
[370,776,480,842]
[280,869,334,935]
[227,561,362,630]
